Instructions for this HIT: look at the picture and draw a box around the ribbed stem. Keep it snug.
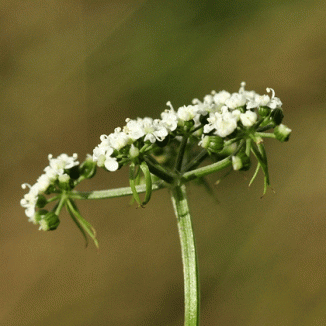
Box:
[171,184,199,326]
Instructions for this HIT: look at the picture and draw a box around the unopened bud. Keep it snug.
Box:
[270,108,284,125]
[36,195,47,208]
[274,124,291,142]
[232,152,251,171]
[258,106,271,117]
[58,173,72,190]
[79,155,97,179]
[39,212,60,231]
[201,135,224,154]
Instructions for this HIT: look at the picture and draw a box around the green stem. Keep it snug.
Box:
[175,136,189,172]
[182,156,232,182]
[144,156,176,184]
[182,150,209,173]
[255,132,276,139]
[68,181,165,200]
[171,184,199,326]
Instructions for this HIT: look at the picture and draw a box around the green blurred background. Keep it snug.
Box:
[1,0,326,325]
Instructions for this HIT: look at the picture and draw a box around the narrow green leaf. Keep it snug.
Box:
[129,162,142,207]
[66,201,89,248]
[251,143,270,195]
[249,163,260,187]
[140,161,152,206]
[66,199,99,248]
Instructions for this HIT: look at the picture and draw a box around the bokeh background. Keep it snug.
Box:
[1,0,326,325]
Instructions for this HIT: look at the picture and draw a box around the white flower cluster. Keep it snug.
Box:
[20,153,79,223]
[92,82,282,172]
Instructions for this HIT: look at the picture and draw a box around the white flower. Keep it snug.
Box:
[20,183,39,221]
[108,127,131,151]
[225,93,246,110]
[48,153,79,175]
[124,118,145,140]
[213,90,231,108]
[204,107,238,138]
[177,105,199,121]
[240,110,258,127]
[43,166,57,181]
[104,148,119,171]
[161,102,178,132]
[215,111,238,137]
[266,88,282,109]
[246,88,282,110]
[142,118,168,143]
[36,173,52,192]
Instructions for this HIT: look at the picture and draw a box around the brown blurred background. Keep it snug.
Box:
[1,0,326,325]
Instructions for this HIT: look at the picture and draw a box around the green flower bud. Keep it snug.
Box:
[36,194,47,208]
[274,124,292,142]
[79,156,97,179]
[201,135,224,154]
[39,212,60,231]
[68,165,80,180]
[232,152,251,171]
[218,142,237,157]
[44,184,57,195]
[258,106,271,117]
[270,108,284,125]
[58,173,72,190]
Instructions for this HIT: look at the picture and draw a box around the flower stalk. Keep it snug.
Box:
[171,184,199,326]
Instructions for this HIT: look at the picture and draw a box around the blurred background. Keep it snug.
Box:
[1,0,325,325]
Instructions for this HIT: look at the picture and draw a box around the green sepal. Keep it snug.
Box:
[129,162,142,207]
[139,161,152,206]
[66,199,99,249]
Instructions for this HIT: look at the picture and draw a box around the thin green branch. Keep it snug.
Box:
[255,132,276,139]
[182,150,209,173]
[144,156,176,184]
[182,156,232,182]
[68,181,165,200]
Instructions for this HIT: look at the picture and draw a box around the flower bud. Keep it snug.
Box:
[39,212,60,231]
[68,165,80,180]
[36,194,47,208]
[44,184,57,195]
[58,173,72,190]
[232,152,251,171]
[79,156,97,179]
[274,124,291,142]
[129,144,140,159]
[218,142,237,157]
[258,106,271,117]
[270,108,284,125]
[201,135,224,154]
